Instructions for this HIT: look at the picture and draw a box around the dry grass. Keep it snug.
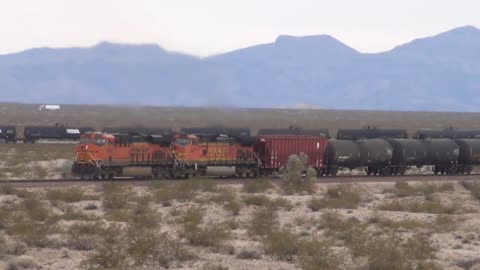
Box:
[46,187,87,203]
[376,198,459,214]
[242,179,274,193]
[178,207,229,247]
[262,228,300,261]
[385,181,455,197]
[308,185,362,210]
[248,207,278,236]
[461,181,480,200]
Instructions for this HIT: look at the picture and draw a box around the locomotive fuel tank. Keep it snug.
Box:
[455,139,480,164]
[423,139,459,165]
[326,140,362,168]
[388,139,427,166]
[358,139,393,166]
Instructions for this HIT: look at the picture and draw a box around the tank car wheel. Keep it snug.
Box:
[108,173,114,180]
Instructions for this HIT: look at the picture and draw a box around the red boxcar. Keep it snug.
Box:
[254,135,328,175]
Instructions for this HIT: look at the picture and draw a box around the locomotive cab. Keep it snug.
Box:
[72,132,115,177]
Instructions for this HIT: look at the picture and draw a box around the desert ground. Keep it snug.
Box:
[1,179,480,270]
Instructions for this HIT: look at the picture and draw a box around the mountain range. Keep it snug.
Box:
[1,26,480,111]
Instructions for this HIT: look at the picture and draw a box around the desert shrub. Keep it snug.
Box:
[67,221,104,250]
[236,248,262,260]
[313,211,369,257]
[200,263,229,270]
[461,181,480,200]
[102,185,130,210]
[81,224,129,270]
[263,228,301,261]
[62,206,97,221]
[155,234,194,268]
[125,225,161,265]
[243,195,293,211]
[224,219,239,231]
[363,233,435,270]
[281,154,315,195]
[0,184,16,195]
[242,179,273,193]
[385,181,455,197]
[82,221,193,270]
[84,203,98,210]
[7,219,52,248]
[269,197,294,211]
[12,189,35,199]
[243,195,271,207]
[7,255,36,270]
[248,207,278,236]
[129,196,161,228]
[189,223,229,247]
[377,199,458,214]
[298,238,344,270]
[369,214,429,231]
[433,215,457,232]
[22,198,51,221]
[178,207,229,247]
[46,187,85,203]
[208,188,242,215]
[0,234,27,256]
[152,187,176,206]
[308,185,362,210]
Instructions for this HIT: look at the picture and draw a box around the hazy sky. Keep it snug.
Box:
[0,0,479,56]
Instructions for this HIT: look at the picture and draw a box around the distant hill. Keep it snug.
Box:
[1,26,480,111]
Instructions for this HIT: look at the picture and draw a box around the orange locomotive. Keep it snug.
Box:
[72,132,174,179]
[72,132,259,179]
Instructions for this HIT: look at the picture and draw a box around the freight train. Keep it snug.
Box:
[0,125,95,143]
[71,127,480,179]
[0,125,175,143]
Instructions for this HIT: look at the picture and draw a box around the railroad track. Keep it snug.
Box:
[1,173,480,188]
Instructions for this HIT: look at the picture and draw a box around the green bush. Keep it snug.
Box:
[263,228,300,261]
[281,154,316,195]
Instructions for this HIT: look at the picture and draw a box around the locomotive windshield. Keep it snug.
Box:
[175,138,190,146]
